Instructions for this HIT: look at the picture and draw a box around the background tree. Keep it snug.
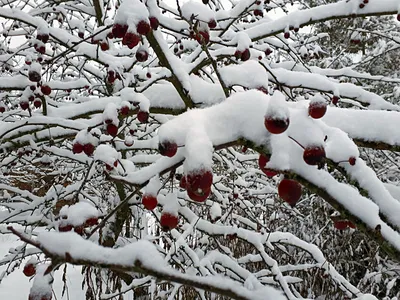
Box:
[0,0,400,299]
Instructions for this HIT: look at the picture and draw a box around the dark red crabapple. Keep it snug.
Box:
[137,110,149,123]
[23,263,36,277]
[264,117,290,134]
[136,20,151,35]
[334,220,348,230]
[160,212,179,231]
[278,179,302,207]
[20,101,29,110]
[308,101,327,119]
[179,176,187,189]
[33,99,42,108]
[258,154,278,177]
[186,169,213,193]
[158,141,178,157]
[106,124,118,136]
[142,194,158,210]
[72,142,83,154]
[41,85,51,95]
[136,49,149,62]
[208,19,217,29]
[112,23,129,38]
[348,157,356,166]
[149,17,159,30]
[187,186,211,202]
[303,146,326,166]
[83,143,95,156]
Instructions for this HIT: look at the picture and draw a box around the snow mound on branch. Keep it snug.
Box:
[265,91,290,121]
[59,202,99,227]
[220,60,268,89]
[37,232,165,268]
[181,1,215,23]
[184,125,213,171]
[115,0,149,24]
[94,144,119,165]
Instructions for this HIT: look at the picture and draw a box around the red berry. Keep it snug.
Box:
[308,102,327,119]
[112,23,129,38]
[160,212,179,231]
[122,32,140,49]
[72,142,83,154]
[100,41,109,51]
[258,154,278,177]
[265,48,272,56]
[83,143,95,156]
[208,19,217,29]
[41,85,51,95]
[119,106,130,115]
[23,263,36,277]
[137,110,149,123]
[0,106,5,113]
[159,141,178,157]
[359,3,364,8]
[33,99,42,108]
[85,217,98,226]
[179,176,187,189]
[303,146,326,166]
[106,124,118,136]
[284,32,290,39]
[142,194,158,210]
[20,101,29,110]
[264,117,289,134]
[78,31,84,38]
[136,49,149,62]
[186,169,213,194]
[187,186,211,202]
[149,17,159,30]
[59,224,73,232]
[28,70,41,82]
[254,9,263,17]
[347,221,356,229]
[241,48,250,61]
[348,157,356,166]
[331,96,339,105]
[136,20,151,35]
[334,220,348,230]
[278,179,302,207]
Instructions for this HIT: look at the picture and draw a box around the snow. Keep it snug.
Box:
[220,60,268,90]
[59,202,99,227]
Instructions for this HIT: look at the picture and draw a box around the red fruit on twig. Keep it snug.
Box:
[278,179,302,207]
[142,194,158,210]
[72,142,83,154]
[264,117,289,134]
[308,101,327,119]
[258,154,278,177]
[149,17,159,30]
[41,85,51,95]
[83,143,95,156]
[159,141,178,157]
[334,220,348,230]
[160,212,178,231]
[112,23,129,38]
[303,146,326,166]
[136,20,151,35]
[23,263,36,277]
[137,110,149,123]
[33,99,42,108]
[186,169,213,194]
[106,124,118,137]
[187,186,211,202]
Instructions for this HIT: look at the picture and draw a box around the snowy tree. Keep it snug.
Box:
[0,0,400,299]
